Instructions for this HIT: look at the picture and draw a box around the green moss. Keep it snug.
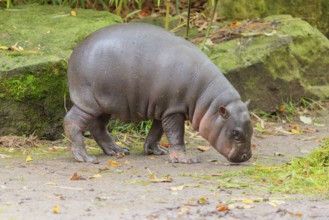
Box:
[0,5,121,138]
[217,0,329,38]
[207,15,329,110]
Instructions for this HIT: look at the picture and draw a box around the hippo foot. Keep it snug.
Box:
[72,149,99,164]
[144,142,169,155]
[168,152,201,164]
[102,145,130,157]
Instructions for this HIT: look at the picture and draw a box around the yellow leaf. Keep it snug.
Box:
[53,205,60,214]
[291,128,300,134]
[26,155,33,162]
[295,213,303,218]
[242,199,254,204]
[108,161,121,167]
[197,197,208,204]
[147,168,172,183]
[115,141,124,147]
[70,10,77,16]
[124,160,131,165]
[0,46,9,50]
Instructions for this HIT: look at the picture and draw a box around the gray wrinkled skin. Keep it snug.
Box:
[64,23,253,164]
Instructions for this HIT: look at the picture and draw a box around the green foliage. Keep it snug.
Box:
[110,119,152,135]
[216,139,329,197]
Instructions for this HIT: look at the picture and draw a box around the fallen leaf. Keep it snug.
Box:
[178,206,190,216]
[70,10,77,16]
[0,46,9,50]
[197,146,210,152]
[171,184,185,191]
[49,147,59,152]
[229,21,242,28]
[277,104,285,113]
[299,115,312,125]
[197,198,208,205]
[70,172,86,180]
[160,142,169,148]
[25,155,33,162]
[124,160,131,165]
[295,213,303,218]
[98,167,110,173]
[147,168,172,183]
[242,199,254,204]
[267,200,285,207]
[115,141,124,147]
[89,174,102,179]
[108,161,121,167]
[53,205,60,214]
[216,204,229,211]
[211,173,223,177]
[115,152,126,159]
[291,128,301,134]
[0,154,10,159]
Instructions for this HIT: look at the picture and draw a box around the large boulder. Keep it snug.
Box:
[216,0,329,39]
[207,15,329,111]
[0,5,120,139]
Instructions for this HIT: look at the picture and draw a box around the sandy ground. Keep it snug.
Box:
[1,110,329,220]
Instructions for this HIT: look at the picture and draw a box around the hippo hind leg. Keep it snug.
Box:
[64,105,99,164]
[88,114,130,157]
[144,119,168,155]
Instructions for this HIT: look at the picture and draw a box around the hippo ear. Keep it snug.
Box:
[245,99,250,108]
[219,106,229,119]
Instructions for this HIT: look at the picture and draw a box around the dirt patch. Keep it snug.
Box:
[1,110,329,219]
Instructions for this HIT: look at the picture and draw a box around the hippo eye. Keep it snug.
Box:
[232,130,240,140]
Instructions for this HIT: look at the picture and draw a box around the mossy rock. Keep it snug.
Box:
[0,5,121,139]
[216,0,329,39]
[208,15,329,111]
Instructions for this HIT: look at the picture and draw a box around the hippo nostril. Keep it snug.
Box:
[241,154,248,161]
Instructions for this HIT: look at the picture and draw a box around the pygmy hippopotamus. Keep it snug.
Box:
[64,23,253,164]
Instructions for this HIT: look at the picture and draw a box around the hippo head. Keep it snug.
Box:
[199,100,253,163]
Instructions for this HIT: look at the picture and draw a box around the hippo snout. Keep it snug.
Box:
[228,149,252,163]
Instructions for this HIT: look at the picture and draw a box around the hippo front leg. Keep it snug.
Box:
[162,114,200,164]
[144,119,168,155]
[64,105,99,164]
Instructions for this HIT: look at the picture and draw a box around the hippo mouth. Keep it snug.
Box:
[227,142,252,163]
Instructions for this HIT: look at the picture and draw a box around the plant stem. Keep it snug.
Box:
[7,0,11,8]
[200,0,219,50]
[117,0,123,17]
[185,0,191,39]
[165,0,170,30]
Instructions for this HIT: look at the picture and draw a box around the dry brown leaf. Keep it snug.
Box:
[216,204,229,212]
[197,146,210,152]
[277,104,285,113]
[108,161,121,167]
[70,172,85,180]
[160,142,169,148]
